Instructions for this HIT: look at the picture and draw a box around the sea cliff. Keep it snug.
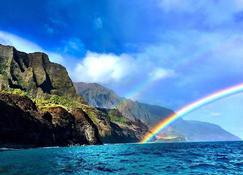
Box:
[0,44,148,147]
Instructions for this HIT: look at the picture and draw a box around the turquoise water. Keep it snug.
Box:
[0,142,242,175]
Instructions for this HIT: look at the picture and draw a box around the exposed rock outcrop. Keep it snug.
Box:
[79,105,148,143]
[0,93,101,147]
[0,94,54,147]
[71,108,101,145]
[0,44,76,97]
[98,108,148,143]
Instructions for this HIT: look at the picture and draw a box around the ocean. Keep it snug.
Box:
[0,141,242,175]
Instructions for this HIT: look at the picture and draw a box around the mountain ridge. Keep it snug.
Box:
[74,82,175,127]
[75,82,241,141]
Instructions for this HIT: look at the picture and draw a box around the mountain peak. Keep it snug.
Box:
[74,82,121,109]
[0,44,76,97]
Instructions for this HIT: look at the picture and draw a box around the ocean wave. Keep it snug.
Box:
[0,141,242,174]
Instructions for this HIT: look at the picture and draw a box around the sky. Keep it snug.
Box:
[0,0,242,138]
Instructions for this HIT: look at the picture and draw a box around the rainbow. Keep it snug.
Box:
[141,83,243,143]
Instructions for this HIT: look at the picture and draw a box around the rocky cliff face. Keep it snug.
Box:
[0,44,76,97]
[79,104,148,143]
[0,44,148,147]
[97,108,148,143]
[0,93,102,147]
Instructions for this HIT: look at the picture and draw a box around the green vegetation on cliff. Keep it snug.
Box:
[0,88,82,111]
[1,88,28,96]
[106,109,127,125]
[34,95,82,111]
[0,63,7,75]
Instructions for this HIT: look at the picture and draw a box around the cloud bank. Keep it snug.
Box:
[72,51,175,84]
[72,52,136,83]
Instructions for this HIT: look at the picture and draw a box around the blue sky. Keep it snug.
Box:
[0,0,243,138]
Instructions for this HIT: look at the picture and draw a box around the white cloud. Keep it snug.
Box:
[149,68,175,81]
[72,52,136,83]
[0,30,64,64]
[72,50,177,84]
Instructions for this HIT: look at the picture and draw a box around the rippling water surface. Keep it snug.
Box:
[0,141,242,175]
